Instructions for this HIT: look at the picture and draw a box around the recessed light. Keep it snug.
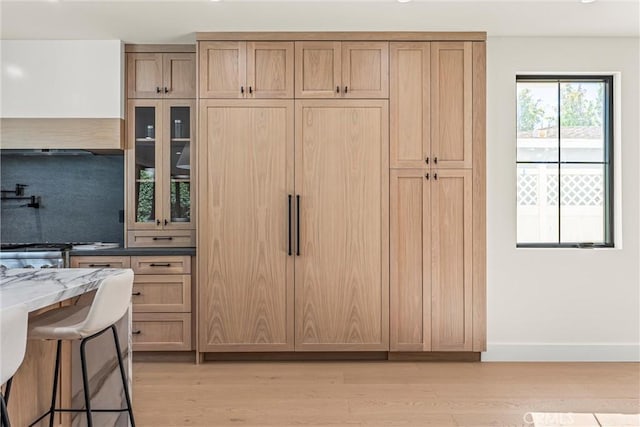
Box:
[580,0,596,3]
[397,0,412,3]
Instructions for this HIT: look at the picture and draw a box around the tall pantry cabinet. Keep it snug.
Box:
[197,33,486,355]
[389,41,486,352]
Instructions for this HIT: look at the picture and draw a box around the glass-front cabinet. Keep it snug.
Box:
[127,99,195,246]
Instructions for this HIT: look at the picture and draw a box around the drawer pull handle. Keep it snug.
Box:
[152,237,173,241]
[132,292,142,296]
[88,263,111,267]
[149,263,171,267]
[132,330,142,335]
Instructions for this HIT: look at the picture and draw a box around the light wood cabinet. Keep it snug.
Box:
[199,41,294,99]
[431,42,473,169]
[198,100,294,351]
[132,313,192,351]
[70,256,131,269]
[126,99,196,247]
[196,33,486,357]
[128,52,195,99]
[132,275,191,313]
[70,254,195,352]
[295,41,389,98]
[131,255,191,275]
[390,41,473,169]
[390,169,473,352]
[294,100,389,351]
[390,43,431,168]
[390,170,430,351]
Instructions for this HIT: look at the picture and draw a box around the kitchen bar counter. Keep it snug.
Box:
[0,267,130,311]
[0,268,132,427]
[69,247,196,256]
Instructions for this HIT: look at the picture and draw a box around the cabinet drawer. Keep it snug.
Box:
[132,313,192,351]
[127,230,195,248]
[131,256,191,275]
[70,256,131,269]
[132,275,191,313]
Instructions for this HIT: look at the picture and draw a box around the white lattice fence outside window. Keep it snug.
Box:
[517,165,605,242]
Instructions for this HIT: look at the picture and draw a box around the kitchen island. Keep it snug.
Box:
[0,268,133,427]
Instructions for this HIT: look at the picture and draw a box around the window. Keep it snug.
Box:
[516,75,614,248]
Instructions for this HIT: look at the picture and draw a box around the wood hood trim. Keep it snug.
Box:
[0,118,125,150]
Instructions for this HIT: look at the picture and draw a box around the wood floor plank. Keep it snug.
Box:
[133,361,640,426]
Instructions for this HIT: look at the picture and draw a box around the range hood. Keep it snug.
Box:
[1,40,124,151]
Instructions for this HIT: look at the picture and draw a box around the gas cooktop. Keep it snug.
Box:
[0,243,73,252]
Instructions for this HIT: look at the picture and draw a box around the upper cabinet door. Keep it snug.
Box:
[295,42,341,98]
[127,53,164,99]
[127,99,164,230]
[163,53,196,98]
[199,41,247,98]
[390,43,430,168]
[342,42,389,99]
[431,42,473,169]
[246,42,294,99]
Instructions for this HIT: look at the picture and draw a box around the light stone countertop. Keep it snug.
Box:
[0,267,131,312]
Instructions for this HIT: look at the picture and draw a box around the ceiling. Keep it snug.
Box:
[0,0,638,43]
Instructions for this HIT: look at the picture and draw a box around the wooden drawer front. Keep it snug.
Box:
[132,313,192,351]
[132,275,191,313]
[70,256,131,269]
[127,230,195,248]
[131,256,191,275]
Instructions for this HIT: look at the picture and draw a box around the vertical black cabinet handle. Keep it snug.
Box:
[296,195,301,256]
[344,86,348,93]
[156,219,161,226]
[425,157,429,165]
[249,86,253,94]
[336,86,340,93]
[164,219,168,226]
[287,195,293,256]
[425,173,429,180]
[164,87,169,93]
[241,86,244,94]
[434,173,438,180]
[156,87,161,94]
[434,157,438,164]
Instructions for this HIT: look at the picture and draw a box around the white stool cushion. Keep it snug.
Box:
[29,304,91,340]
[0,304,29,385]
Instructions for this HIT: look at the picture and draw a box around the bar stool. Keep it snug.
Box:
[0,304,29,427]
[28,270,136,427]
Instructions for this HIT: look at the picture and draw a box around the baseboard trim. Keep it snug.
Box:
[203,352,389,362]
[389,352,481,362]
[201,352,481,362]
[133,351,197,363]
[482,343,640,362]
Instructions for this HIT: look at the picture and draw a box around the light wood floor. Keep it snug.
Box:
[132,361,640,426]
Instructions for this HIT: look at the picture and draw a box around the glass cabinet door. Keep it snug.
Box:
[130,101,162,228]
[164,102,194,228]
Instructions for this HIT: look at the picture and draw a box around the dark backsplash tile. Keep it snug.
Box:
[0,153,124,244]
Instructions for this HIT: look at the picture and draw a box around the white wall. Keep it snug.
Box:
[1,40,123,118]
[484,37,640,361]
